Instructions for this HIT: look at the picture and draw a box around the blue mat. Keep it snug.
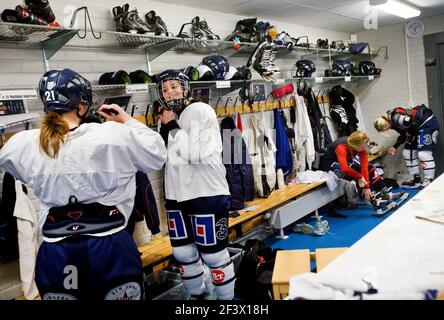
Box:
[265,188,418,252]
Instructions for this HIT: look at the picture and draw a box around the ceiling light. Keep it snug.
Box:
[370,0,421,19]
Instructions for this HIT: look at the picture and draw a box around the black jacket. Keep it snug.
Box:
[221,117,254,210]
[329,85,359,136]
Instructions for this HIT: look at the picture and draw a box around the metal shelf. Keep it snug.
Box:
[0,22,378,72]
[275,44,378,60]
[0,22,66,45]
[0,76,379,99]
[0,22,78,61]
[0,113,40,130]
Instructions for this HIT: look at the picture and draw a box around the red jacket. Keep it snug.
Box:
[335,144,370,189]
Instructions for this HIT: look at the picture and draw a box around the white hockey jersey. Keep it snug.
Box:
[164,102,230,202]
[0,119,167,239]
[293,94,315,171]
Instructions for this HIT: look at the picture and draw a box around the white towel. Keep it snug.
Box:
[13,180,40,300]
[295,170,339,191]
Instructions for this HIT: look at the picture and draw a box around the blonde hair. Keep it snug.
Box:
[39,112,70,158]
[374,113,391,132]
[348,131,369,149]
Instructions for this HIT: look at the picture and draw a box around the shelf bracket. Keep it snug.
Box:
[375,46,388,60]
[41,29,78,62]
[142,38,180,61]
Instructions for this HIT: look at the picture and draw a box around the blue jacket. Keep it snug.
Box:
[273,109,293,179]
[221,117,254,210]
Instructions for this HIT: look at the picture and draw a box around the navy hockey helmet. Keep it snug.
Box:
[156,69,191,111]
[201,55,230,80]
[292,59,316,78]
[359,61,376,76]
[39,68,93,113]
[332,59,353,76]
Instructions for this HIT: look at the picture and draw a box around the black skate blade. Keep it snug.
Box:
[372,193,409,217]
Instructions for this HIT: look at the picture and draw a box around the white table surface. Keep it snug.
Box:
[320,173,444,293]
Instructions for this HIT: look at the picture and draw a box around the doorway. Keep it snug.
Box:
[424,32,444,176]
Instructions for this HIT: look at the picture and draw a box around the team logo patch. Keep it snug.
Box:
[216,218,228,241]
[432,131,439,144]
[68,224,85,232]
[67,210,82,219]
[47,81,55,90]
[422,162,428,169]
[43,293,77,300]
[211,269,225,284]
[191,215,216,246]
[423,134,432,146]
[105,282,141,300]
[167,210,187,240]
[179,265,184,275]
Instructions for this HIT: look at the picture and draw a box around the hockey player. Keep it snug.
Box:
[374,104,439,189]
[324,131,379,202]
[156,69,234,300]
[322,131,406,216]
[0,69,167,300]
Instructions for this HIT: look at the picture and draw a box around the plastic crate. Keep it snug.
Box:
[144,270,189,300]
[228,246,243,275]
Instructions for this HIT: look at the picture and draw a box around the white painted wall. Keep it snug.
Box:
[357,14,444,178]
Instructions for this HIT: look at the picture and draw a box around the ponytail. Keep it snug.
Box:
[348,131,369,149]
[39,112,70,158]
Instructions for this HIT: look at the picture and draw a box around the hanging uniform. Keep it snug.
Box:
[221,116,254,210]
[0,119,167,300]
[273,108,293,179]
[128,171,161,236]
[248,114,277,198]
[304,87,333,169]
[329,85,359,137]
[292,94,315,171]
[388,105,439,180]
[0,171,19,262]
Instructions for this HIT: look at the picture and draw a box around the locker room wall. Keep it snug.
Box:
[357,14,444,178]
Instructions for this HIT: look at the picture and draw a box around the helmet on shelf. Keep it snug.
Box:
[291,60,316,78]
[332,59,353,76]
[201,55,230,80]
[359,61,376,76]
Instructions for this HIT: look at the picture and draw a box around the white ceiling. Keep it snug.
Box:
[152,0,444,32]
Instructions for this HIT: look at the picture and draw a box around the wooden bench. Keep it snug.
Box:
[139,181,328,271]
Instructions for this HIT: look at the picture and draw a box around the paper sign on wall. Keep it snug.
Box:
[126,84,149,94]
[216,81,231,89]
[0,89,38,100]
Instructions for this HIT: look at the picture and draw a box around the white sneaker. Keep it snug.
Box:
[418,178,433,190]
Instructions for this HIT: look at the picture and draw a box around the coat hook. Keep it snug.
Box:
[224,97,233,115]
